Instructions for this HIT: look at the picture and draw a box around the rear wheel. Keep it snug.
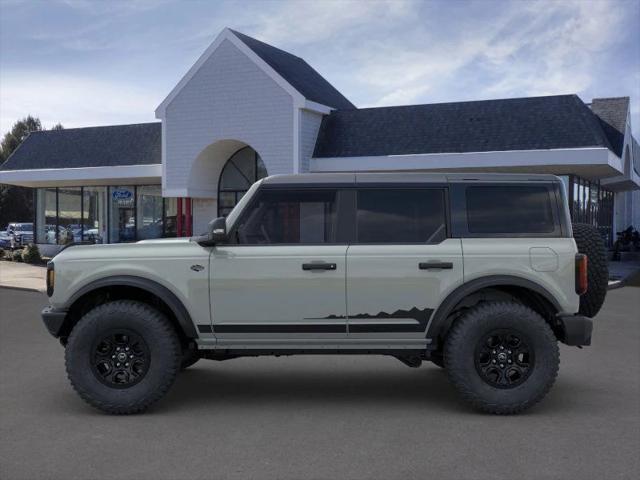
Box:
[572,223,608,318]
[65,300,181,414]
[444,301,559,414]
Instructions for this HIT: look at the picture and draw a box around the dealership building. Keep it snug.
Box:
[1,28,638,255]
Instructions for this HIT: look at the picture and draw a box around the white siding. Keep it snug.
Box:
[298,109,324,173]
[192,198,217,235]
[163,39,294,196]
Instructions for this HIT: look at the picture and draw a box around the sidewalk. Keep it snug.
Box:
[0,261,46,292]
[608,259,640,289]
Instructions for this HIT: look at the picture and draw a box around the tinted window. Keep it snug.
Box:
[235,189,337,244]
[466,186,555,234]
[356,189,447,243]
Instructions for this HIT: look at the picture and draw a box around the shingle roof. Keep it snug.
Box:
[0,122,161,171]
[313,94,616,158]
[230,29,355,110]
[590,97,629,157]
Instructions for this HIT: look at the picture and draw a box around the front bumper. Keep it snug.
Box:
[557,314,593,346]
[41,306,68,338]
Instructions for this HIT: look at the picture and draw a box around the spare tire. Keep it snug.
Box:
[572,223,608,318]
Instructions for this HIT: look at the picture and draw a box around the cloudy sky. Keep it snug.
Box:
[1,0,639,136]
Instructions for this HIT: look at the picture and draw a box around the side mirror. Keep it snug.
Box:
[210,217,227,243]
[194,217,227,247]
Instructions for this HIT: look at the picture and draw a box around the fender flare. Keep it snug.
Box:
[65,275,198,338]
[426,275,562,342]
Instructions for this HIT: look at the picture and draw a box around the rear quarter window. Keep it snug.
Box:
[466,185,556,234]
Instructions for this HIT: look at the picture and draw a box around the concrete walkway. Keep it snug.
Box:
[608,259,640,289]
[0,261,46,292]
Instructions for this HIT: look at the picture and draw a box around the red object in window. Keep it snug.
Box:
[177,198,183,237]
[185,198,192,237]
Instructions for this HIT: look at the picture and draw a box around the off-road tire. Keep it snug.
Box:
[65,300,181,414]
[181,347,200,370]
[444,301,559,414]
[572,223,608,318]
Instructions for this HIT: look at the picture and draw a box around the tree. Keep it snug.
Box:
[0,116,62,228]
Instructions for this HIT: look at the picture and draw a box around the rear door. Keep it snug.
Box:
[346,187,463,339]
[210,187,349,339]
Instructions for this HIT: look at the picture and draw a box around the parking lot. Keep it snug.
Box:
[0,286,638,480]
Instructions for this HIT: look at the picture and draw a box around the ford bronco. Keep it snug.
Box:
[41,173,607,414]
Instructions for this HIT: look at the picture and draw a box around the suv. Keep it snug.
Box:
[41,173,607,415]
[6,222,34,249]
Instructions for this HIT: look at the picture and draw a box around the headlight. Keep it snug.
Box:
[46,262,55,297]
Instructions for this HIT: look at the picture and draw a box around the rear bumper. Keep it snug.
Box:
[41,307,68,338]
[557,314,593,346]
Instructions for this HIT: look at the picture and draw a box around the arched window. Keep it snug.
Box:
[218,146,267,216]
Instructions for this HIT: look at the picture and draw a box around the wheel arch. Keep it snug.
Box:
[60,276,198,343]
[426,275,562,346]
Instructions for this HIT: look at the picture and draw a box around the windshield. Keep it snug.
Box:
[12,224,33,231]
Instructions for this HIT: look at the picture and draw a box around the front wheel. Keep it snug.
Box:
[444,301,559,414]
[65,300,181,414]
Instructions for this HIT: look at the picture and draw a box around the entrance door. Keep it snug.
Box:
[346,188,463,339]
[210,188,348,340]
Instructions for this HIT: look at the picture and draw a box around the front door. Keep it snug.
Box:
[210,187,348,340]
[346,187,463,339]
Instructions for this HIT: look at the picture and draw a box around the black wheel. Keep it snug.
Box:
[181,347,200,370]
[444,301,559,414]
[572,223,608,318]
[65,300,181,414]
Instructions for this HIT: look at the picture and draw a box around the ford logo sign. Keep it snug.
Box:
[112,189,133,200]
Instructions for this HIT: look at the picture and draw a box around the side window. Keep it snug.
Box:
[466,186,555,234]
[356,189,447,243]
[234,189,337,245]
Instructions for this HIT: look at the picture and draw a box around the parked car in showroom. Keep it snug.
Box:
[41,173,607,415]
[5,222,34,249]
[0,230,11,249]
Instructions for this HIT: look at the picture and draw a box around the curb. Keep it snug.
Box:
[607,280,625,290]
[0,285,45,293]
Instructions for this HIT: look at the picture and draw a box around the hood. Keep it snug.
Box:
[52,237,198,262]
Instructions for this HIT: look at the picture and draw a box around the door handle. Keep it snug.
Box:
[419,261,453,270]
[302,262,337,271]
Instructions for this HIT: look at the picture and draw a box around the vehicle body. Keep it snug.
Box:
[0,230,11,249]
[41,173,604,414]
[6,222,34,249]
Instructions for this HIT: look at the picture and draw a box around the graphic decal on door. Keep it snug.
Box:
[305,307,434,333]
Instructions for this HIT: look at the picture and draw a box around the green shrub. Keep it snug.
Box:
[11,250,23,262]
[22,244,42,264]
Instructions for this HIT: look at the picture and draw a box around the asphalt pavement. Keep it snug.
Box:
[0,287,638,480]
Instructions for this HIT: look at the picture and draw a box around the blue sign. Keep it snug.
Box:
[112,189,133,200]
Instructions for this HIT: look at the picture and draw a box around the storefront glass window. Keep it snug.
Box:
[34,186,180,246]
[83,187,106,244]
[109,186,136,243]
[136,186,163,240]
[163,197,177,238]
[57,188,82,245]
[218,146,268,217]
[36,188,58,244]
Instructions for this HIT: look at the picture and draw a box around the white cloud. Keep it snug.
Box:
[0,72,159,132]
[250,0,411,46]
[366,0,621,106]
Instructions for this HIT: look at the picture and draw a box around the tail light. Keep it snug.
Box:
[46,262,55,297]
[575,254,588,295]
